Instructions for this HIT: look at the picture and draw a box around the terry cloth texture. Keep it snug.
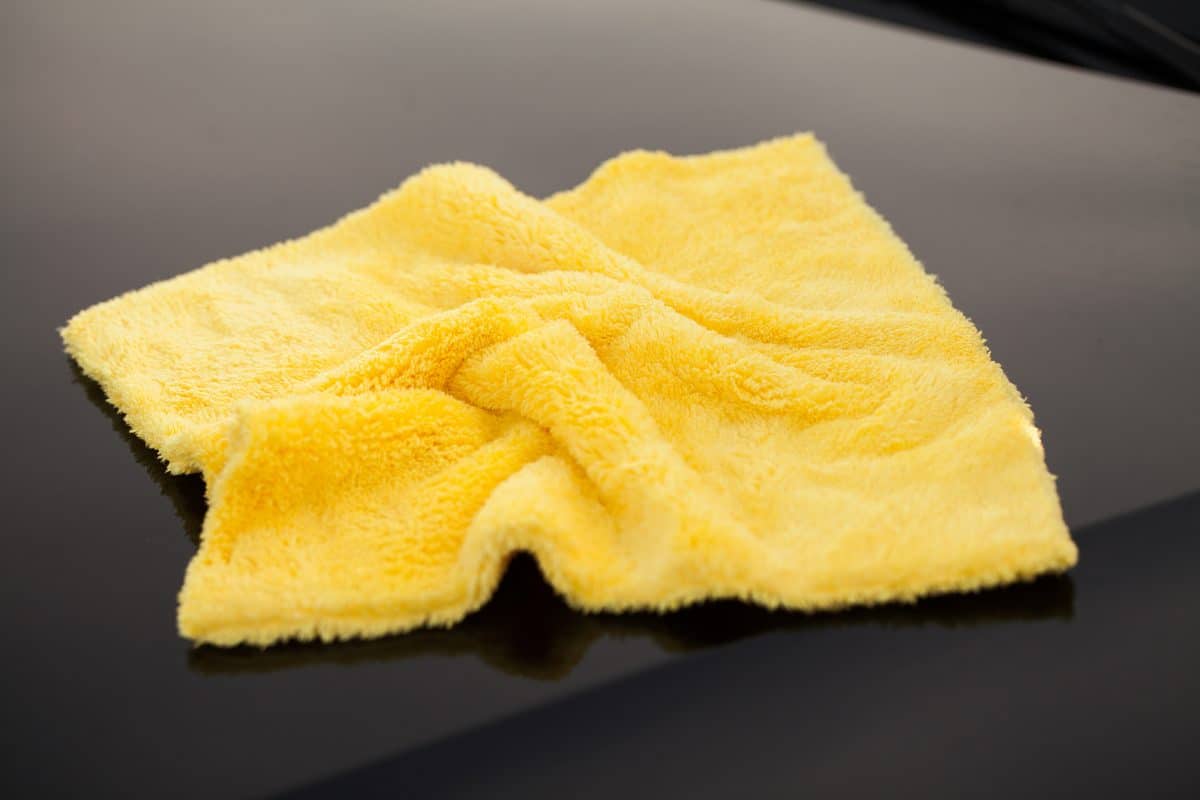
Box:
[63,134,1077,646]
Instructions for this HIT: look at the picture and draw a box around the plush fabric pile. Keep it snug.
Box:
[63,134,1076,646]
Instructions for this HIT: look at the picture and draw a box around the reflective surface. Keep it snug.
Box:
[69,359,1081,685]
[290,492,1200,799]
[2,1,1198,797]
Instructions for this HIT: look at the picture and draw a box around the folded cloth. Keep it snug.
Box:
[62,134,1077,646]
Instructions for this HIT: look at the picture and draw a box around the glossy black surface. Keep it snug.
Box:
[289,492,1200,799]
[2,1,1198,797]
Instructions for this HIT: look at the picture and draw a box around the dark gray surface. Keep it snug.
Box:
[2,1,1197,797]
[288,493,1200,800]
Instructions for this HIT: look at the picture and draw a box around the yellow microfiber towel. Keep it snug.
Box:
[63,134,1077,646]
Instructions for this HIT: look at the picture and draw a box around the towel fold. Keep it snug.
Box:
[63,134,1076,646]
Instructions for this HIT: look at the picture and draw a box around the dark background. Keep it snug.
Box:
[798,0,1200,92]
[2,1,1198,797]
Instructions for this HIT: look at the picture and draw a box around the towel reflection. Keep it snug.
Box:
[71,357,1073,682]
[189,554,1072,680]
